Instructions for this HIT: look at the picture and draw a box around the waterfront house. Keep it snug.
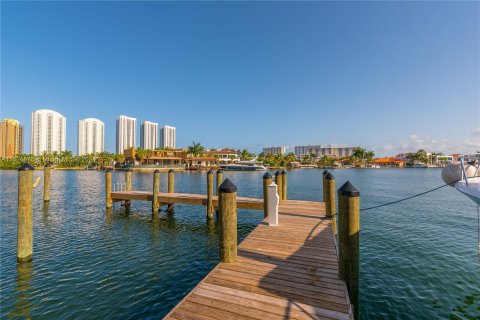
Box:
[373,157,406,167]
[123,147,187,168]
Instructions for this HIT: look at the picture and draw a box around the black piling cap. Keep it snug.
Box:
[44,162,52,168]
[207,169,213,175]
[326,173,335,180]
[338,181,360,197]
[106,168,113,172]
[217,169,223,174]
[281,170,286,175]
[263,172,272,179]
[169,169,175,173]
[323,170,329,176]
[275,171,280,176]
[154,169,160,174]
[18,163,35,171]
[219,178,237,193]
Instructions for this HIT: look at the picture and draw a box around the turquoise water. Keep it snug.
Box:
[1,169,479,319]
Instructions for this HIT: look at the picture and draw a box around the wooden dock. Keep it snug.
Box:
[163,198,354,320]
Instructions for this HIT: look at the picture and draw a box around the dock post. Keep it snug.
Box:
[218,178,237,263]
[262,172,272,218]
[124,169,132,209]
[281,170,287,200]
[167,169,175,212]
[338,181,360,320]
[43,163,52,202]
[207,170,214,219]
[274,171,283,203]
[325,173,337,235]
[267,182,279,226]
[152,169,160,213]
[322,170,329,202]
[105,169,112,209]
[17,163,34,263]
[216,169,223,196]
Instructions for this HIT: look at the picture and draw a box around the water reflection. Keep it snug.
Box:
[8,262,33,319]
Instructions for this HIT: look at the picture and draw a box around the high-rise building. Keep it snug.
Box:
[78,118,104,155]
[294,145,355,159]
[140,121,158,150]
[160,125,176,149]
[0,119,23,158]
[116,115,136,153]
[263,146,286,155]
[31,109,66,155]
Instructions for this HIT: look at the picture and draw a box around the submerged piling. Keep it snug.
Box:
[263,172,272,218]
[218,178,237,263]
[17,163,34,263]
[337,181,360,320]
[152,170,160,213]
[207,170,214,219]
[43,163,52,202]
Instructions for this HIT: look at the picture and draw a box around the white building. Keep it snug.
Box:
[140,121,158,150]
[263,146,286,155]
[294,145,355,159]
[78,118,104,155]
[116,115,136,153]
[31,109,66,155]
[160,125,176,149]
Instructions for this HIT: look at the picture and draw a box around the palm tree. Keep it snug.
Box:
[187,141,205,157]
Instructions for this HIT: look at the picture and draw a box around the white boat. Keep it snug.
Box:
[442,155,480,205]
[412,162,428,168]
[220,159,267,171]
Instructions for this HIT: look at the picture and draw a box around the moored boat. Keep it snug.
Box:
[220,159,267,171]
[442,155,480,205]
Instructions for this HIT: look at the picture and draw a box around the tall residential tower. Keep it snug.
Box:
[140,121,158,150]
[160,125,176,149]
[0,119,23,158]
[116,115,136,153]
[78,118,104,155]
[31,109,66,155]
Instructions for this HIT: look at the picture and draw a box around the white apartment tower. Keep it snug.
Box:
[31,109,66,155]
[78,118,104,155]
[140,121,158,150]
[116,115,136,153]
[160,125,176,149]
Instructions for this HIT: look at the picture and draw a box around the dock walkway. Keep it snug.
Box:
[163,198,353,320]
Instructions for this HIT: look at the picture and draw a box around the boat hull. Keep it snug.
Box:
[455,178,480,205]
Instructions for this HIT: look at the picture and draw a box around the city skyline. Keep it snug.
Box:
[2,2,479,156]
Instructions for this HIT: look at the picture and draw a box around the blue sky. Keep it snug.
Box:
[2,1,479,156]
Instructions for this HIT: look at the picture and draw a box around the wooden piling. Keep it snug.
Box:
[207,170,214,219]
[216,169,223,196]
[43,163,52,202]
[325,172,336,235]
[17,163,34,263]
[322,170,329,202]
[281,170,287,200]
[274,171,283,203]
[167,169,175,212]
[218,178,237,263]
[152,169,160,213]
[337,181,360,320]
[105,169,112,209]
[262,172,272,218]
[125,169,132,209]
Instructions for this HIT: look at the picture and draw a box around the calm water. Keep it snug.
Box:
[1,169,479,319]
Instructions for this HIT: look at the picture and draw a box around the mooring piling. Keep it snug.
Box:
[322,170,329,202]
[216,169,223,196]
[338,181,360,320]
[274,171,283,203]
[43,163,52,202]
[262,172,272,218]
[218,178,237,263]
[17,163,34,263]
[325,172,336,235]
[124,169,132,209]
[281,170,287,200]
[152,169,160,213]
[105,169,112,209]
[207,170,214,219]
[167,169,175,212]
